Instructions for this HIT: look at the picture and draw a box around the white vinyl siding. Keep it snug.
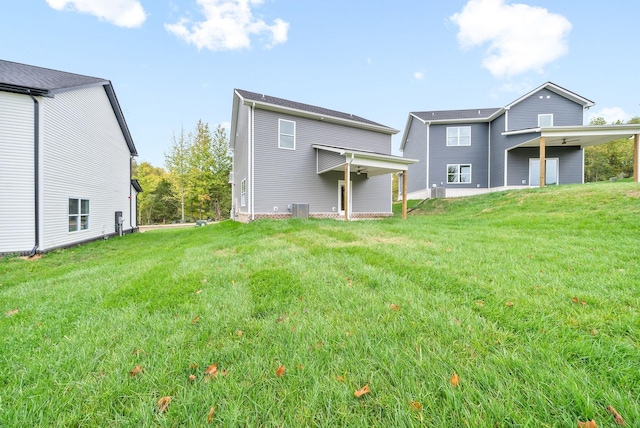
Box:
[0,92,35,253]
[41,85,132,250]
[447,164,472,183]
[446,126,471,146]
[278,119,295,150]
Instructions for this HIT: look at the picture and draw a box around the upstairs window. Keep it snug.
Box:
[538,114,553,127]
[446,126,471,146]
[278,119,296,150]
[447,164,471,183]
[69,198,89,232]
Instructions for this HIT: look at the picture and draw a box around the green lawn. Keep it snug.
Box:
[1,182,639,427]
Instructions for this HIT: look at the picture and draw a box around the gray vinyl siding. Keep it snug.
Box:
[402,117,427,194]
[507,88,585,131]
[490,114,540,188]
[252,109,392,214]
[232,104,250,214]
[428,123,489,189]
[507,146,583,186]
[317,150,344,173]
[0,92,35,253]
[40,86,133,251]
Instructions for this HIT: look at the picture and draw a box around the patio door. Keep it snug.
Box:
[338,180,352,215]
[529,158,559,186]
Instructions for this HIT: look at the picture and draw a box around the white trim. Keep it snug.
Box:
[250,104,255,220]
[278,118,296,150]
[426,122,430,192]
[487,120,491,188]
[504,150,508,186]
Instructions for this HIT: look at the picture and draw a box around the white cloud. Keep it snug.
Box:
[413,71,425,80]
[450,0,571,78]
[165,0,289,51]
[46,0,146,28]
[589,107,630,124]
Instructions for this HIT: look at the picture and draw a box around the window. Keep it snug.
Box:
[279,119,296,149]
[538,114,553,127]
[447,164,471,184]
[240,179,246,207]
[446,126,471,146]
[69,198,89,232]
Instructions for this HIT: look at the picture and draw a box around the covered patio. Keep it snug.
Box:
[313,145,417,220]
[504,124,640,186]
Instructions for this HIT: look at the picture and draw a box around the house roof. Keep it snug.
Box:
[233,89,398,135]
[0,59,137,156]
[0,59,107,96]
[411,108,502,123]
[313,144,417,177]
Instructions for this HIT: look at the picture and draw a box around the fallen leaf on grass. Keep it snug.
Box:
[336,376,345,382]
[354,383,370,398]
[389,304,400,311]
[577,420,597,428]
[192,315,200,324]
[205,364,218,379]
[606,406,625,426]
[505,302,514,307]
[195,289,203,295]
[131,348,145,356]
[236,330,243,336]
[451,372,460,387]
[189,363,198,369]
[475,300,484,306]
[129,365,144,377]
[207,405,216,423]
[409,400,422,410]
[188,374,196,381]
[276,365,286,377]
[157,396,171,413]
[6,308,18,317]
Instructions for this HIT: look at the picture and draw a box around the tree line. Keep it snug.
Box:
[585,116,640,182]
[133,120,232,225]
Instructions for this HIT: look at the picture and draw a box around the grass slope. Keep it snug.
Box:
[1,182,639,427]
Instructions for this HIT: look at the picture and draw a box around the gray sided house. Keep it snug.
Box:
[401,82,640,199]
[229,89,416,222]
[0,60,140,256]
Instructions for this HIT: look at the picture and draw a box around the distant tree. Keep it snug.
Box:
[133,161,171,224]
[209,124,233,220]
[165,127,192,222]
[584,116,638,182]
[189,120,216,220]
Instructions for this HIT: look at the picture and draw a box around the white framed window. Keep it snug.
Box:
[240,179,246,207]
[446,126,471,146]
[538,114,553,127]
[447,164,471,184]
[278,119,296,150]
[69,198,89,232]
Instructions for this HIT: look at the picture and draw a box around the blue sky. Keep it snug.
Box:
[2,0,639,166]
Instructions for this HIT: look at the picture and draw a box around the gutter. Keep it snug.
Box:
[27,91,40,257]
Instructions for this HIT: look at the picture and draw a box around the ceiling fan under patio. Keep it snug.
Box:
[561,137,580,144]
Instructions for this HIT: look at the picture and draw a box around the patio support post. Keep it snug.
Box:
[539,136,546,187]
[402,171,408,219]
[634,134,639,182]
[344,163,349,221]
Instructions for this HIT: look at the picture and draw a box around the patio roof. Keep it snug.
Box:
[313,144,417,177]
[503,124,640,149]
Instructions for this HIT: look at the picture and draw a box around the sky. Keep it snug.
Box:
[2,0,639,166]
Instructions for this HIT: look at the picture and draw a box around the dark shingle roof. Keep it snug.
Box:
[236,89,391,129]
[412,108,502,122]
[0,59,106,95]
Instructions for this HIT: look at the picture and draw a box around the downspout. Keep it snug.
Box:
[27,91,40,257]
[129,156,133,230]
[425,122,430,192]
[251,102,255,221]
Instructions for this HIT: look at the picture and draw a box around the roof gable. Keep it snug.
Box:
[504,81,594,110]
